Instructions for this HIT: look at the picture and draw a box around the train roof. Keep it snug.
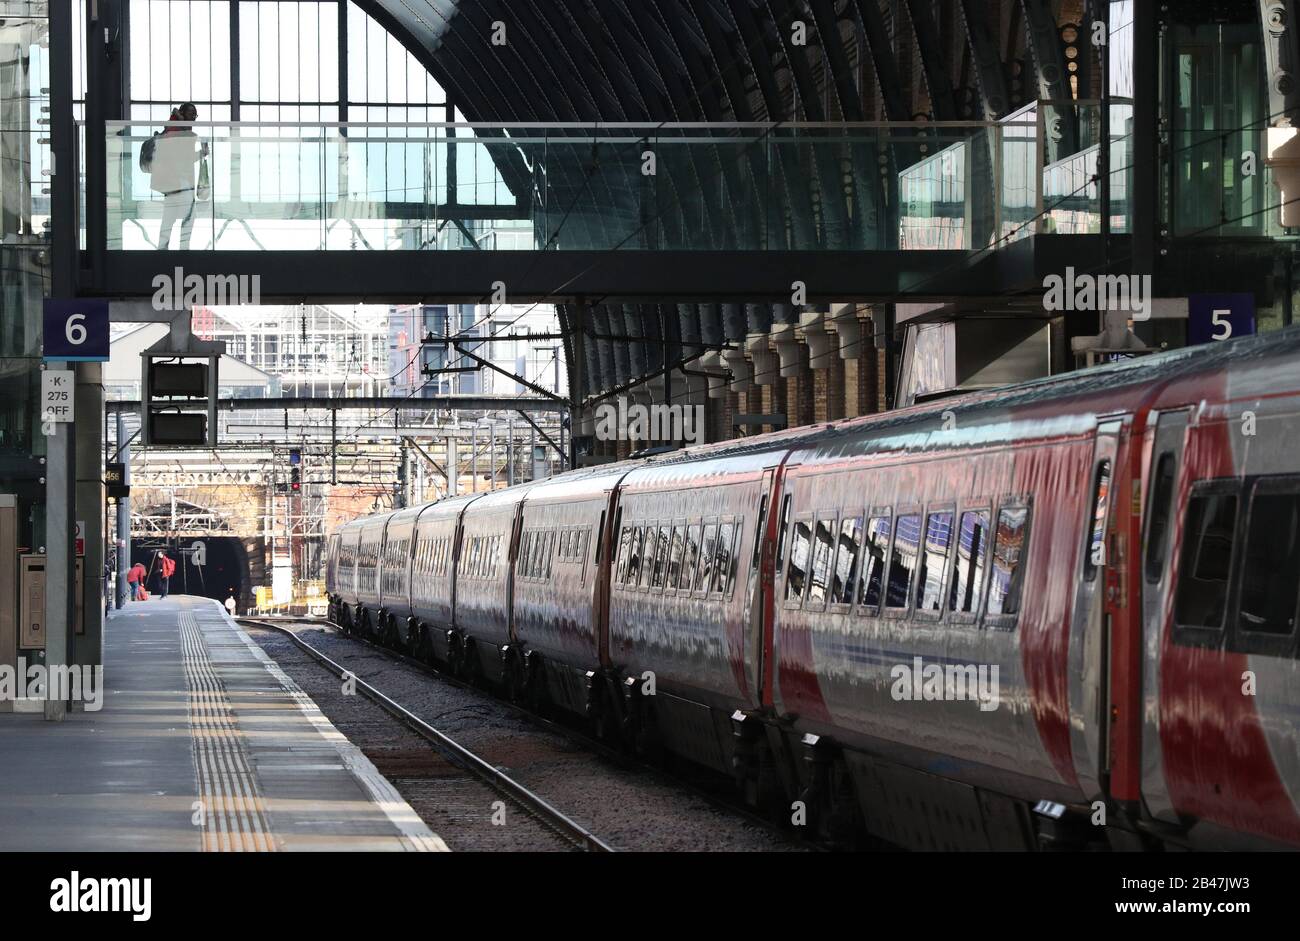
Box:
[333,327,1300,532]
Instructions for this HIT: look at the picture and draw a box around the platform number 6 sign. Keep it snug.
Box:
[41,299,111,362]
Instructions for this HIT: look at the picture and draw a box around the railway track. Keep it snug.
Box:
[238,617,615,853]
[243,615,813,852]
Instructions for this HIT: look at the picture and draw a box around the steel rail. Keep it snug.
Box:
[246,615,823,852]
[237,617,615,853]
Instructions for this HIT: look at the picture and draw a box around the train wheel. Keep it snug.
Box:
[499,646,524,703]
[461,638,480,686]
[446,631,463,676]
[420,624,439,667]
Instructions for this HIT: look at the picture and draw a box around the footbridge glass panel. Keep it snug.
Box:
[97,120,1073,254]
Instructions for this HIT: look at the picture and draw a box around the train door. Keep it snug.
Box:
[1069,419,1122,803]
[1137,408,1190,825]
[325,533,339,596]
[741,463,792,707]
[450,510,468,631]
[507,504,526,644]
[593,485,627,670]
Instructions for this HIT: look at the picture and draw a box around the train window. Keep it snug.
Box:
[775,494,793,570]
[667,526,685,589]
[647,526,665,589]
[625,528,642,586]
[807,516,836,609]
[949,509,990,614]
[1144,453,1177,584]
[528,531,542,579]
[916,511,953,612]
[1084,460,1112,581]
[680,524,701,591]
[639,527,657,589]
[616,527,633,585]
[698,524,718,591]
[858,516,891,612]
[545,531,556,579]
[832,515,862,605]
[752,495,769,569]
[1239,485,1300,637]
[885,514,921,610]
[987,506,1030,618]
[726,524,743,598]
[1173,491,1237,630]
[714,521,736,595]
[785,518,812,603]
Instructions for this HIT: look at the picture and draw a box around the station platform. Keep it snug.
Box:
[0,595,446,852]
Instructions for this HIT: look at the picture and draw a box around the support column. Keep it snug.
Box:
[45,0,76,721]
[76,363,105,669]
[784,343,814,429]
[114,412,131,610]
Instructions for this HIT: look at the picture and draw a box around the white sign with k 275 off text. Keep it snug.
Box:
[41,369,75,423]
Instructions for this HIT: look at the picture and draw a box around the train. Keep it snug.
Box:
[327,326,1300,851]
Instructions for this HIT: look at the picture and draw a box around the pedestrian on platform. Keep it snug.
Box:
[128,562,147,601]
[157,551,175,599]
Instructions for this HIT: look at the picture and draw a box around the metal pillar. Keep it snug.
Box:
[77,363,104,665]
[44,0,76,721]
[446,436,457,496]
[507,417,515,486]
[115,412,131,609]
[1131,0,1158,286]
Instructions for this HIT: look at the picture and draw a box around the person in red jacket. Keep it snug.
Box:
[127,562,147,601]
[157,551,176,599]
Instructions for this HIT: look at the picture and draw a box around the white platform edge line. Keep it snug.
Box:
[199,600,449,852]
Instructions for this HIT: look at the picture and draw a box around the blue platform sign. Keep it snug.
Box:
[1188,293,1255,346]
[43,299,111,361]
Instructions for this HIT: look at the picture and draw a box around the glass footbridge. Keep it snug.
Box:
[78,101,1138,300]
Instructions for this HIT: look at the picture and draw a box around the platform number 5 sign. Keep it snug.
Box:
[42,299,111,362]
[1188,293,1255,346]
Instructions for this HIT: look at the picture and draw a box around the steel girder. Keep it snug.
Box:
[365,0,1031,404]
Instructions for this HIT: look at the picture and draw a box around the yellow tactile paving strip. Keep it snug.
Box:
[178,600,279,852]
